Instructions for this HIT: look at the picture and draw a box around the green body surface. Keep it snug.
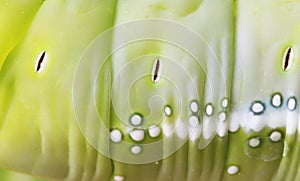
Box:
[0,0,300,181]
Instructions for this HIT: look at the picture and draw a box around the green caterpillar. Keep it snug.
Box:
[0,0,300,180]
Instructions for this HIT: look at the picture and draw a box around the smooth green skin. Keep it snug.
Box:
[0,0,43,69]
[0,169,45,181]
[1,0,300,181]
[0,0,117,180]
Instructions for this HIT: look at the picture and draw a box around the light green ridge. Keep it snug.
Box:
[183,1,233,180]
[232,0,300,107]
[110,0,197,180]
[0,168,46,181]
[0,0,43,70]
[225,0,300,181]
[109,0,233,180]
[0,0,117,180]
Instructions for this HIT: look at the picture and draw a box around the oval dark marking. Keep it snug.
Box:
[152,59,161,83]
[282,47,294,72]
[35,51,47,73]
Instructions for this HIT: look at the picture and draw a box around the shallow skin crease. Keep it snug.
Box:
[0,0,300,181]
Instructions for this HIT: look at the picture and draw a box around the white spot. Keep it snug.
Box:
[251,102,265,115]
[221,98,229,108]
[286,111,297,135]
[190,101,199,113]
[202,117,216,140]
[164,106,172,116]
[205,104,214,116]
[189,124,202,142]
[148,125,161,138]
[271,93,282,107]
[265,111,287,130]
[175,121,188,139]
[288,97,297,111]
[162,123,173,137]
[110,129,122,143]
[114,176,125,181]
[34,51,48,73]
[228,112,240,132]
[218,112,227,122]
[131,145,142,154]
[282,47,294,72]
[130,114,143,126]
[283,141,289,157]
[188,116,199,127]
[227,165,239,175]
[270,131,282,142]
[217,121,227,137]
[248,137,261,148]
[243,113,265,132]
[129,130,145,142]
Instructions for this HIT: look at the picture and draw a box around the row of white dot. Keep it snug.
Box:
[190,98,229,116]
[165,98,229,118]
[124,99,229,155]
[110,125,161,143]
[251,95,297,115]
[127,99,229,143]
[113,98,286,179]
[248,131,282,148]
